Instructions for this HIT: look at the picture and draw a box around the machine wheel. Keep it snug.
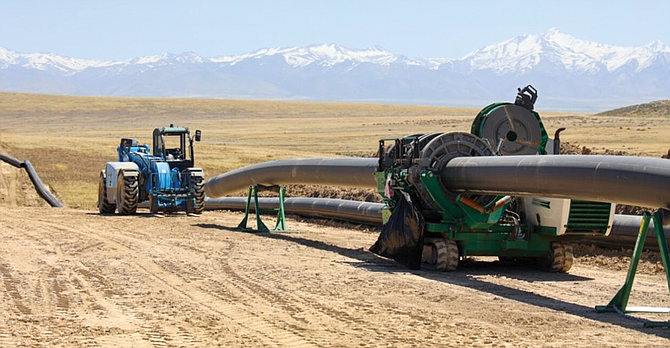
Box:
[117,171,138,215]
[98,171,116,214]
[427,238,459,271]
[190,175,205,214]
[537,242,573,273]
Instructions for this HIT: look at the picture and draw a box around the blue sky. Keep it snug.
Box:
[1,1,669,60]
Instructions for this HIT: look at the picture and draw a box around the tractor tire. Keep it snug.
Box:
[117,171,138,215]
[98,171,116,214]
[537,242,574,273]
[190,175,205,214]
[428,238,459,271]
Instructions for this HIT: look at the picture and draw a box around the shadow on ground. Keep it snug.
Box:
[194,223,670,339]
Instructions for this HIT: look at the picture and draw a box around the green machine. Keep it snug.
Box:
[375,86,615,272]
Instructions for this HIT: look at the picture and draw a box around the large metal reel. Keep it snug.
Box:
[410,132,496,210]
[478,104,545,156]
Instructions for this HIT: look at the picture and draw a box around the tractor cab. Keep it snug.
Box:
[152,124,201,171]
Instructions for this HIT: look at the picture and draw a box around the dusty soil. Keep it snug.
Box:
[0,207,669,347]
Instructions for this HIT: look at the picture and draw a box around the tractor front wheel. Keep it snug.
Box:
[117,171,138,215]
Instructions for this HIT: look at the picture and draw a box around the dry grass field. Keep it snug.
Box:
[2,92,670,208]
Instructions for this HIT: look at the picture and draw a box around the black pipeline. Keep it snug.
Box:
[0,151,63,208]
[444,155,670,210]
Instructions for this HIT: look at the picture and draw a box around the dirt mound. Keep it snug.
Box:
[573,243,667,276]
[0,162,49,208]
[286,184,382,202]
[236,183,382,203]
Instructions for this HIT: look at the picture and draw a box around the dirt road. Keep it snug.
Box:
[0,206,668,347]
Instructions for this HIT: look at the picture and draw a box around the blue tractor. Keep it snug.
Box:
[98,125,205,215]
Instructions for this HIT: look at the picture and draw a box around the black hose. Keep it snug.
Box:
[0,151,24,168]
[23,160,63,208]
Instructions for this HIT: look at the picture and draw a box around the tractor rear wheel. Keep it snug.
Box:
[537,242,573,273]
[117,171,138,215]
[98,171,116,214]
[190,175,205,214]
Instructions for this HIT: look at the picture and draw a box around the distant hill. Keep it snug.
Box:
[2,28,670,112]
[596,100,670,117]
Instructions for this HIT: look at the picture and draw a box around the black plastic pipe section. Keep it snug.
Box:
[0,151,63,208]
[207,155,670,210]
[0,151,24,168]
[205,197,669,251]
[205,158,379,198]
[583,214,670,251]
[23,160,63,208]
[206,197,382,225]
[203,154,670,250]
[444,155,670,209]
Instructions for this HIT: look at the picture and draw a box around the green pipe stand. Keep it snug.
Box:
[237,185,288,232]
[595,210,670,328]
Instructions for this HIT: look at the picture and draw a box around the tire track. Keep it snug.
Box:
[216,241,442,344]
[129,224,432,344]
[48,268,70,316]
[0,260,32,316]
[4,208,670,346]
[0,212,190,347]
[0,210,535,346]
[167,239,375,342]
[0,325,15,347]
[25,216,321,347]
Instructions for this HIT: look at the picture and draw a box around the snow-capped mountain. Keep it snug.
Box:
[461,28,670,74]
[210,44,450,69]
[1,29,669,111]
[0,46,115,73]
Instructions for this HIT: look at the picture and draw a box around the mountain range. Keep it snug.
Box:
[1,28,669,111]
